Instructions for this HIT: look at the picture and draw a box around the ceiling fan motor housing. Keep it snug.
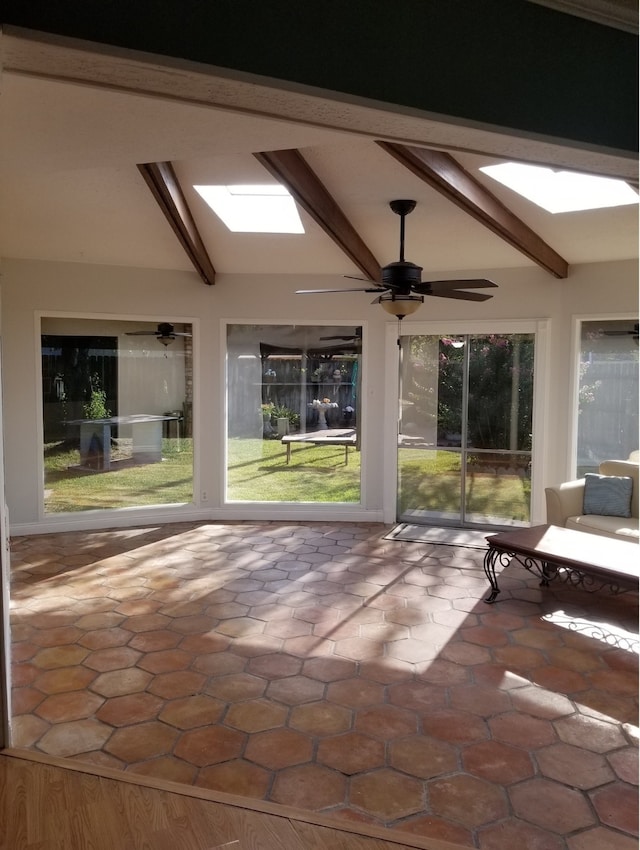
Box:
[382,261,423,292]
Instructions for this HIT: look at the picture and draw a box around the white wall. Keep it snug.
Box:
[1,256,637,532]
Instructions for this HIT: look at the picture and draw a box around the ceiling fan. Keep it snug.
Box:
[320,328,362,342]
[297,200,498,319]
[125,322,192,347]
[602,322,639,343]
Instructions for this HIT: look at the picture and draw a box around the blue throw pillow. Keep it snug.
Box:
[583,473,633,518]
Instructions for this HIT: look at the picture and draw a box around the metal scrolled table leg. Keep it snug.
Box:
[483,546,501,603]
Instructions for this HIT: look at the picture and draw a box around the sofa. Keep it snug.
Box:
[545,459,639,542]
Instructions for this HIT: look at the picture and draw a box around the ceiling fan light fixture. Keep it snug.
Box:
[378,292,423,319]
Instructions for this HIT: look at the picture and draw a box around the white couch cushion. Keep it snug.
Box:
[567,514,640,541]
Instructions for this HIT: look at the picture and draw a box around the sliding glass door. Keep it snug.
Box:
[398,332,534,528]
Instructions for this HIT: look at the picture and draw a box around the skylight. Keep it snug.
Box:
[479,162,639,214]
[193,184,304,233]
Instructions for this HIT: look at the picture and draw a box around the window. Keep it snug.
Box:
[41,317,194,512]
[226,324,361,503]
[577,319,639,473]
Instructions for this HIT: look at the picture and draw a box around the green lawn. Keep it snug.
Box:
[398,449,531,522]
[43,438,193,512]
[43,437,529,520]
[226,438,361,502]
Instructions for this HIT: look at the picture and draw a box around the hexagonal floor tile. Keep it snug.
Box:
[350,769,424,820]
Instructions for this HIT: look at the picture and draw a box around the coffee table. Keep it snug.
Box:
[483,524,639,603]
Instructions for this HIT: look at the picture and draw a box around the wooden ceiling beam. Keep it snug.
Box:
[137,161,216,286]
[377,141,569,279]
[254,149,382,282]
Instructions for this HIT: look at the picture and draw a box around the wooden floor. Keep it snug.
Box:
[0,750,467,850]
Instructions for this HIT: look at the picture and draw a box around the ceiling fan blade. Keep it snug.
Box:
[297,287,385,294]
[344,274,378,282]
[430,290,494,302]
[413,279,497,294]
[125,331,160,336]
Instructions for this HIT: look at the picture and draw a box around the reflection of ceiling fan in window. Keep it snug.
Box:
[320,328,362,343]
[602,322,639,343]
[125,322,192,347]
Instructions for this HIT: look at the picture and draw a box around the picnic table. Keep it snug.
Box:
[281,429,357,464]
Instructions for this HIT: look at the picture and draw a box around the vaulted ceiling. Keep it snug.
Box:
[1,32,637,286]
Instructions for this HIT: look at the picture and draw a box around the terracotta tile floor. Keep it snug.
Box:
[9,521,639,849]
